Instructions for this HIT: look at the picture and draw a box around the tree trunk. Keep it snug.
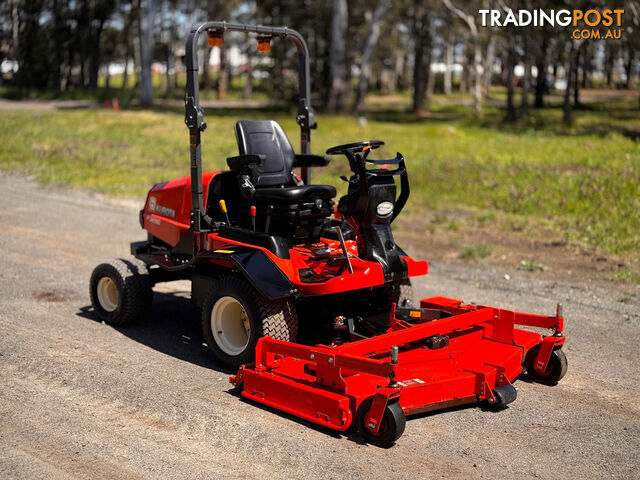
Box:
[327,0,348,112]
[444,14,454,95]
[581,44,591,88]
[202,47,212,91]
[412,0,431,113]
[52,0,63,90]
[482,29,495,97]
[10,0,19,82]
[425,16,436,100]
[506,41,516,120]
[121,19,131,90]
[89,19,105,88]
[442,0,481,115]
[563,41,580,124]
[132,0,142,88]
[471,41,482,116]
[520,51,531,117]
[243,55,253,99]
[139,0,157,106]
[165,48,172,95]
[352,0,390,115]
[604,44,614,87]
[459,53,468,93]
[573,45,581,108]
[217,42,228,101]
[80,59,86,88]
[534,36,548,108]
[625,44,635,88]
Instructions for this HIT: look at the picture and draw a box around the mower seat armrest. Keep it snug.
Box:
[226,154,265,171]
[293,154,331,168]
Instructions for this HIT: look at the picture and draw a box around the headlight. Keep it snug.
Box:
[376,201,394,217]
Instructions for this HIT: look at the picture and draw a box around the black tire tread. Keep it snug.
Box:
[525,345,568,385]
[89,257,153,325]
[201,275,297,368]
[356,397,406,447]
[390,279,414,308]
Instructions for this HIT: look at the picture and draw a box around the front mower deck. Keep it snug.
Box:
[230,296,566,446]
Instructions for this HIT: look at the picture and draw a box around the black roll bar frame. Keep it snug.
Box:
[184,21,316,232]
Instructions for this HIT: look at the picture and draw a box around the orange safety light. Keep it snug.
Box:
[257,36,272,53]
[208,31,223,47]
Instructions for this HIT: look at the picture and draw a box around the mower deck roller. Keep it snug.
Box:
[231,296,566,446]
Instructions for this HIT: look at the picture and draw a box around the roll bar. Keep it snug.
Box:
[184,21,317,232]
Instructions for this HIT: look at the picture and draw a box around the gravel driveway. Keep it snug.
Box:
[0,174,638,479]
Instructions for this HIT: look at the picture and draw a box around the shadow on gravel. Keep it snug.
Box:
[77,290,233,374]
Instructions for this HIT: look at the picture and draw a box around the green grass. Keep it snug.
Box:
[607,266,640,283]
[0,94,638,262]
[459,244,493,262]
[518,260,545,272]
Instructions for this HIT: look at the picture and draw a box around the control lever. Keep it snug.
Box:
[332,226,354,274]
[219,199,231,225]
[265,205,274,234]
[250,206,256,232]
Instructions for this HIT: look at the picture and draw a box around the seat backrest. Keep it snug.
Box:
[235,120,295,187]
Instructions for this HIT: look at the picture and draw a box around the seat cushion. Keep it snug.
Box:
[254,185,337,203]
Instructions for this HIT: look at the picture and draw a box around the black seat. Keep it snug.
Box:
[255,185,336,203]
[234,120,336,200]
[208,120,335,243]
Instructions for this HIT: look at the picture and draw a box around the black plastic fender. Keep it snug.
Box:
[227,249,296,299]
[192,249,296,306]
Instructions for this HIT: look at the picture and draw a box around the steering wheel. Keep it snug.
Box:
[325,140,384,156]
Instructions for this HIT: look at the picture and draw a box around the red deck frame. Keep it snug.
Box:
[230,296,565,435]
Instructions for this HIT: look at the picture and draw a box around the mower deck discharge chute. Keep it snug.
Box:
[89,21,568,447]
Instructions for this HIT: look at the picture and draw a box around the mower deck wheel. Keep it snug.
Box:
[491,384,517,409]
[356,397,406,447]
[89,258,153,325]
[525,345,568,385]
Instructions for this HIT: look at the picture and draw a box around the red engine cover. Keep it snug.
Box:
[142,172,219,246]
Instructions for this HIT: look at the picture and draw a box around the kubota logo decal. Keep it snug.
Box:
[148,196,175,219]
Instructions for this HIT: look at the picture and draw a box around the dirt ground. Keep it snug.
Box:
[0,173,638,479]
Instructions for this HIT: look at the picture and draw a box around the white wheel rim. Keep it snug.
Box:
[97,277,119,312]
[211,296,250,356]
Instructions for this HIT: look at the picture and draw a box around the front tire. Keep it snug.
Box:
[90,258,153,325]
[390,279,413,307]
[201,275,297,369]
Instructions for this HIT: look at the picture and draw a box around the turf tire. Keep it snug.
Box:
[201,275,298,369]
[90,258,153,326]
[390,279,414,307]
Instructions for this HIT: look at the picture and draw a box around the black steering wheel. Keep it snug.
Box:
[325,140,384,156]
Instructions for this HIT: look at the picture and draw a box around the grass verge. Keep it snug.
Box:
[0,94,638,277]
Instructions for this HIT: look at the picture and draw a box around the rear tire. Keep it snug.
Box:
[201,275,297,369]
[90,258,153,325]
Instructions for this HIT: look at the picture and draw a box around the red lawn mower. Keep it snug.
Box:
[90,22,567,446]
